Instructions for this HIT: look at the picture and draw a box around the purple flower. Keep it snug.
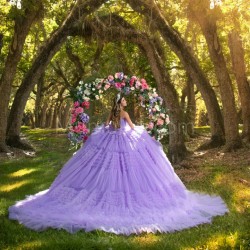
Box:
[149,98,157,105]
[124,87,131,95]
[79,113,89,123]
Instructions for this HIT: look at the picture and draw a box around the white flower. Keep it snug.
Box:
[165,115,170,124]
[99,90,103,94]
[84,89,91,96]
[100,94,103,98]
[95,95,100,100]
[84,97,90,101]
[159,128,167,133]
[92,88,95,91]
[155,105,160,111]
[131,87,135,90]
[16,0,21,9]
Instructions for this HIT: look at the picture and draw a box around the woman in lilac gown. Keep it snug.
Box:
[9,94,228,235]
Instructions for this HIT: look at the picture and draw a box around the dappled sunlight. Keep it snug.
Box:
[185,232,239,250]
[26,128,66,135]
[12,240,43,249]
[212,172,250,213]
[8,168,37,178]
[234,188,250,213]
[213,173,225,185]
[131,233,159,247]
[0,180,33,192]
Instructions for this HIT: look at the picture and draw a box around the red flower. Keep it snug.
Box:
[81,101,90,109]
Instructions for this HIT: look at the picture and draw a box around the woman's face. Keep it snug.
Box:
[120,97,127,107]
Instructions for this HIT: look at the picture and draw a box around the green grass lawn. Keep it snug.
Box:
[0,127,249,250]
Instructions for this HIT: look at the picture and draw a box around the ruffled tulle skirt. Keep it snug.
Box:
[9,123,228,235]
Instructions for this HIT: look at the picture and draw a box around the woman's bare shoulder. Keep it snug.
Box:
[120,110,128,118]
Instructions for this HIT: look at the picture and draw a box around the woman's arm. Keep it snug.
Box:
[123,111,135,129]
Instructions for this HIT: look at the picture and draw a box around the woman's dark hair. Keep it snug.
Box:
[110,93,124,129]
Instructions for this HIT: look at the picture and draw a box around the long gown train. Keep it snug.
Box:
[9,118,228,235]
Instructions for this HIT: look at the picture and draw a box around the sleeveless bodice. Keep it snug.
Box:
[120,117,127,128]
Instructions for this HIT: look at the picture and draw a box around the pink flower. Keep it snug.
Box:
[141,82,149,90]
[71,117,77,123]
[97,83,102,89]
[75,107,84,114]
[129,76,137,86]
[74,101,80,108]
[157,118,164,126]
[152,108,157,112]
[115,72,124,80]
[73,122,87,133]
[72,126,79,133]
[141,78,146,84]
[115,82,122,89]
[152,93,158,97]
[148,122,154,130]
[82,127,88,134]
[81,101,90,109]
[108,75,114,82]
[104,84,110,90]
[121,82,126,87]
[135,80,141,89]
[129,79,135,86]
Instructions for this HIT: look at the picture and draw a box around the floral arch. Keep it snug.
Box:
[67,72,170,148]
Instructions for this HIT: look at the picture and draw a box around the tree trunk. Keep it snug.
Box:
[185,74,196,137]
[51,106,59,129]
[139,42,187,162]
[62,102,71,128]
[6,0,107,149]
[189,0,241,151]
[126,0,225,148]
[0,33,3,55]
[46,108,53,128]
[40,103,48,128]
[228,30,250,142]
[0,1,43,152]
[34,73,45,128]
[58,105,63,128]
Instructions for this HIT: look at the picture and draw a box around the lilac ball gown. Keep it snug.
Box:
[9,118,228,235]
